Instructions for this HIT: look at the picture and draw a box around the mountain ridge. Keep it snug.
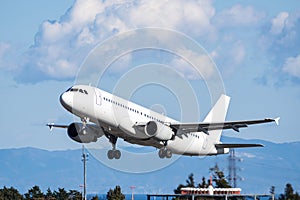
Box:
[0,136,299,195]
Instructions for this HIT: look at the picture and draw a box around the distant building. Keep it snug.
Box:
[180,187,241,195]
[180,176,241,195]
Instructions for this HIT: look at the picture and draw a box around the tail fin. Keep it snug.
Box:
[204,94,230,145]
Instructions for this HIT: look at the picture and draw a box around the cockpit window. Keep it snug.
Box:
[66,87,72,92]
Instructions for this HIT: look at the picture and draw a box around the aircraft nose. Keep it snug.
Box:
[60,92,73,112]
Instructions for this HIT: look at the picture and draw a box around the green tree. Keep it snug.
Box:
[285,183,294,199]
[54,188,68,200]
[209,164,231,188]
[91,195,99,200]
[0,186,24,200]
[270,186,275,195]
[68,190,82,200]
[24,185,44,200]
[185,173,195,187]
[45,188,55,200]
[295,192,300,200]
[106,185,125,200]
[270,186,276,200]
[279,183,300,200]
[174,184,185,194]
[174,173,196,194]
[198,176,208,188]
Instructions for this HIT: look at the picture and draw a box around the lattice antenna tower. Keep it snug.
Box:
[228,148,242,188]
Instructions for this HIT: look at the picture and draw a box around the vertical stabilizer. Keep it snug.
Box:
[204,94,230,145]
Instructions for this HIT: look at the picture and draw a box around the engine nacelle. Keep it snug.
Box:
[67,122,103,143]
[144,121,174,141]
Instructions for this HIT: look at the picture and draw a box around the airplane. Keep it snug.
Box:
[47,85,279,159]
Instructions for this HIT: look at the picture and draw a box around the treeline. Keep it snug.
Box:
[1,166,299,200]
[0,185,125,200]
[0,185,84,200]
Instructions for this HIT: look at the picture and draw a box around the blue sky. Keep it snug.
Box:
[0,0,300,150]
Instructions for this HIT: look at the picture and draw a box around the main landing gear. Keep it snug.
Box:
[158,141,172,159]
[158,148,172,158]
[105,133,121,160]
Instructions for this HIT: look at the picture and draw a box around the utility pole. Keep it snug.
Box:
[82,145,88,200]
[130,186,136,200]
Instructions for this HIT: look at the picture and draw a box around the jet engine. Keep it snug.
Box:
[67,122,103,143]
[144,121,174,141]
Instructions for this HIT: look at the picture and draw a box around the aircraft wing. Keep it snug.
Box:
[215,143,264,148]
[167,117,280,135]
[46,123,68,131]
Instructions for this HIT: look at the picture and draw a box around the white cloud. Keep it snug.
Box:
[232,41,245,64]
[17,0,217,82]
[69,0,104,26]
[0,43,11,68]
[130,0,215,36]
[238,152,256,158]
[259,10,300,84]
[270,12,289,35]
[283,54,300,78]
[211,40,245,76]
[0,43,10,57]
[170,57,202,80]
[175,48,216,80]
[215,5,265,27]
[264,11,300,48]
[0,42,18,71]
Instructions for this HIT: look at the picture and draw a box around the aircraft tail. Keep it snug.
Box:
[204,94,230,146]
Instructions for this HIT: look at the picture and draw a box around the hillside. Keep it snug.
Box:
[0,136,299,195]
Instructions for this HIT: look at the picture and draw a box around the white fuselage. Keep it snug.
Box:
[60,85,220,156]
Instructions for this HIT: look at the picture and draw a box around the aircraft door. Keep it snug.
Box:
[95,89,102,106]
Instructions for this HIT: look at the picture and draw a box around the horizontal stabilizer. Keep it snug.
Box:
[215,143,264,149]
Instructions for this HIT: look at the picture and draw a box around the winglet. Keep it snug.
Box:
[274,117,280,125]
[46,123,54,131]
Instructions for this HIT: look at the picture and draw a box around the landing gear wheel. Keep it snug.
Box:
[114,150,121,159]
[166,149,172,158]
[158,148,172,159]
[107,150,114,160]
[159,149,166,159]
